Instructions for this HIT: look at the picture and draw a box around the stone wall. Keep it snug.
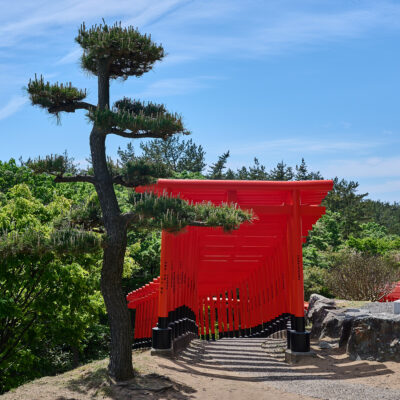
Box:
[307,294,400,361]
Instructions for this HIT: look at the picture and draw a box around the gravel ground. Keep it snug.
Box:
[186,337,400,400]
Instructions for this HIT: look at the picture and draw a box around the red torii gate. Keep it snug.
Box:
[127,179,333,354]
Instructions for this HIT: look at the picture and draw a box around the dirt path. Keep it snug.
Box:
[185,337,400,400]
[3,337,400,399]
[137,339,312,400]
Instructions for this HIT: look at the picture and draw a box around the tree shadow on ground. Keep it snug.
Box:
[160,338,394,384]
[62,367,196,400]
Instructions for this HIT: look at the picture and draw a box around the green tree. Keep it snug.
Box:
[133,136,206,173]
[26,21,252,381]
[323,177,368,238]
[346,222,400,255]
[208,151,230,179]
[235,166,249,180]
[268,161,294,181]
[295,158,323,180]
[363,199,400,235]
[0,183,103,393]
[117,142,136,165]
[246,158,268,180]
[306,211,343,252]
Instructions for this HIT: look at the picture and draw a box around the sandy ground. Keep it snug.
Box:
[3,336,400,400]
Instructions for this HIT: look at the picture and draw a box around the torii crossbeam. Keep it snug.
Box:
[127,179,333,354]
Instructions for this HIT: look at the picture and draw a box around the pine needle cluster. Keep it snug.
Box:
[115,98,167,116]
[75,21,164,79]
[89,103,188,138]
[129,191,253,232]
[25,154,70,176]
[121,159,171,187]
[27,75,87,111]
[0,227,102,259]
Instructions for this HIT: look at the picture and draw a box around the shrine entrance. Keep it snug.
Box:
[127,179,333,354]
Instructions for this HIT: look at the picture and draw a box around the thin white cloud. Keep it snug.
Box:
[3,1,400,63]
[321,156,400,179]
[362,179,400,195]
[55,48,81,65]
[0,96,27,120]
[0,0,188,47]
[230,138,381,156]
[138,76,220,98]
[151,1,400,62]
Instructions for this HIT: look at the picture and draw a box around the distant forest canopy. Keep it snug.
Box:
[0,135,399,393]
[116,136,400,236]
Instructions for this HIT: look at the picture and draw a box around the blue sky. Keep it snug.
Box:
[0,0,399,202]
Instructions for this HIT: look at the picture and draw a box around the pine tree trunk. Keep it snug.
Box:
[88,58,134,380]
[90,128,135,381]
[89,127,134,381]
[101,223,134,381]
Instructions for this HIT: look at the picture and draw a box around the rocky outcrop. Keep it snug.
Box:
[307,294,400,362]
[306,294,337,339]
[347,314,400,361]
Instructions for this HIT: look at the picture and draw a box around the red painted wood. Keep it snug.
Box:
[128,179,332,341]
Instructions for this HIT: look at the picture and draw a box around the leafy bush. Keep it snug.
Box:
[304,266,332,300]
[326,250,400,301]
[0,166,107,394]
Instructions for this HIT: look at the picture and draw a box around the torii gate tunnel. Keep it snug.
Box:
[127,179,333,354]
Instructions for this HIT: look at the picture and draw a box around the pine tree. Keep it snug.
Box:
[117,142,135,165]
[208,151,230,179]
[247,158,268,180]
[225,168,236,180]
[295,158,309,180]
[323,177,368,238]
[26,21,251,381]
[268,161,294,181]
[295,158,323,181]
[129,136,206,173]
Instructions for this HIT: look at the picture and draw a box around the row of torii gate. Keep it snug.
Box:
[127,179,333,354]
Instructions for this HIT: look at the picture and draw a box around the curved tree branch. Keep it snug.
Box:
[54,175,96,184]
[48,101,95,114]
[112,175,141,187]
[109,128,172,139]
[121,213,208,228]
[121,212,139,226]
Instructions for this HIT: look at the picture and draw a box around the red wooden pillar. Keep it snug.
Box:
[288,189,310,352]
[232,286,240,337]
[152,231,173,350]
[218,291,226,338]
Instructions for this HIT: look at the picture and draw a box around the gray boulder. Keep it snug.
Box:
[347,314,400,362]
[307,295,400,362]
[307,294,337,339]
[319,309,346,339]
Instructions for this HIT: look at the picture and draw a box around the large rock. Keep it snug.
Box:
[307,294,337,339]
[319,309,346,339]
[307,295,370,345]
[347,314,400,362]
[307,296,400,362]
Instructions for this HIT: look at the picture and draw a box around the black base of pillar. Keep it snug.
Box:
[152,326,172,350]
[211,333,216,341]
[289,330,310,352]
[168,322,177,339]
